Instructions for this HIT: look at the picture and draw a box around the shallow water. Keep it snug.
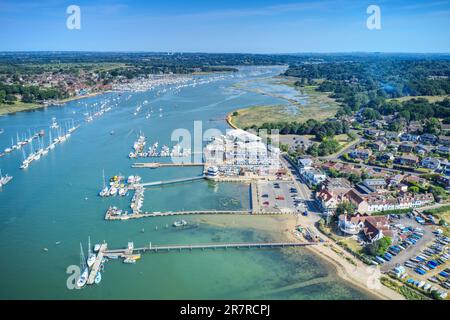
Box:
[0,66,373,299]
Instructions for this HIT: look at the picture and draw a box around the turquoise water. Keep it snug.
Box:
[0,66,373,299]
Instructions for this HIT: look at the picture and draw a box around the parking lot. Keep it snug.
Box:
[381,216,435,272]
[258,180,307,214]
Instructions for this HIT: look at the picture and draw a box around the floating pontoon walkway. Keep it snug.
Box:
[87,243,107,285]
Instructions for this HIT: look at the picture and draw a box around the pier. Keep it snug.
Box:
[104,241,316,256]
[105,208,294,220]
[133,162,204,168]
[87,243,107,285]
[138,175,206,187]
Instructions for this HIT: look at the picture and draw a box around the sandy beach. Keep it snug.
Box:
[199,214,404,300]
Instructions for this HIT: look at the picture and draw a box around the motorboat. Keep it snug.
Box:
[94,272,102,284]
[76,268,89,288]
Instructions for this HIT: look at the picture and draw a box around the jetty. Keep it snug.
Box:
[105,209,252,220]
[133,162,204,168]
[87,243,107,285]
[104,241,316,256]
[138,175,206,187]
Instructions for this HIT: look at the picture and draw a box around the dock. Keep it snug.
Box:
[133,162,204,168]
[87,243,107,285]
[250,182,259,214]
[104,241,316,256]
[105,209,251,220]
[138,175,206,188]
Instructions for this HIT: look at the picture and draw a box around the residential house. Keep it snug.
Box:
[367,141,386,152]
[338,214,394,243]
[420,157,441,170]
[302,168,326,187]
[420,133,438,145]
[398,143,414,153]
[400,133,419,142]
[349,148,372,160]
[378,152,394,163]
[297,157,313,172]
[439,135,450,147]
[394,154,419,166]
[436,145,450,156]
[316,178,353,215]
[414,144,430,156]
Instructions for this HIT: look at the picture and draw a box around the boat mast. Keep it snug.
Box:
[80,242,86,269]
[88,236,92,255]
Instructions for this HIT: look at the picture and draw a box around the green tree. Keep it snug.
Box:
[335,201,355,217]
[366,237,392,256]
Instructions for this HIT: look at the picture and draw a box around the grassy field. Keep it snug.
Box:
[230,82,340,128]
[0,91,104,115]
[387,95,450,103]
[0,101,42,115]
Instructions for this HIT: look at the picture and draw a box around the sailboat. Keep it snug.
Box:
[99,170,109,197]
[50,117,59,129]
[86,236,96,268]
[76,243,89,288]
[20,149,29,169]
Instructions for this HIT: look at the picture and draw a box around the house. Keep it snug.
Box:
[398,143,414,153]
[362,178,387,190]
[297,157,313,172]
[414,144,430,155]
[316,178,353,215]
[400,133,419,142]
[345,189,434,214]
[394,154,419,166]
[420,133,438,145]
[438,135,450,147]
[364,129,381,138]
[436,145,450,155]
[387,174,404,187]
[349,148,372,160]
[338,214,394,243]
[420,157,441,170]
[367,141,386,152]
[385,131,401,140]
[302,168,326,187]
[437,175,450,190]
[378,152,394,163]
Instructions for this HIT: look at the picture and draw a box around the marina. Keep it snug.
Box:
[0,66,375,299]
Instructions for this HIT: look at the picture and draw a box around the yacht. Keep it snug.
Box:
[93,244,101,252]
[86,237,96,268]
[76,243,88,288]
[173,220,188,228]
[50,117,59,129]
[123,258,136,264]
[94,272,102,284]
[109,187,118,196]
[0,170,13,187]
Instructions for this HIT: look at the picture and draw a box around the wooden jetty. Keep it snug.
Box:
[104,241,316,256]
[87,243,107,285]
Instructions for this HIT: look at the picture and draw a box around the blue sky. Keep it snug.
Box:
[1,0,450,52]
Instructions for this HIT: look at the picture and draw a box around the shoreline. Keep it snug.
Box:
[199,214,403,300]
[0,91,109,116]
[282,218,404,300]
